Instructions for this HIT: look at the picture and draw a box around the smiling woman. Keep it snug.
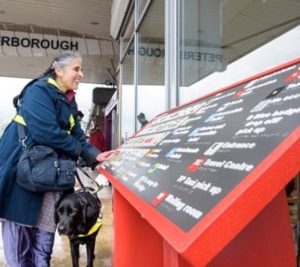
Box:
[0,51,108,267]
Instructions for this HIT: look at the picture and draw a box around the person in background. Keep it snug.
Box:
[89,125,107,152]
[77,110,84,122]
[0,51,112,267]
[137,112,149,128]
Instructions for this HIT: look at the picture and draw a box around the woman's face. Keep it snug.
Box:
[55,58,84,91]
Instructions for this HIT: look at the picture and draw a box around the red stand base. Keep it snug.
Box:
[206,191,296,267]
[113,190,164,267]
[112,190,296,267]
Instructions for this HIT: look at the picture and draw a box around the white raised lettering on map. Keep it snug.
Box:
[182,205,203,219]
[165,194,185,211]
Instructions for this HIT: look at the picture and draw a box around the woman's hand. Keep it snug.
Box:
[96,150,118,162]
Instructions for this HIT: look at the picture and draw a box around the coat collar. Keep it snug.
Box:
[47,77,76,102]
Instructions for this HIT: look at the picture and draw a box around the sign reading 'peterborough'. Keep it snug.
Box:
[0,35,78,50]
[0,30,114,57]
[100,62,300,232]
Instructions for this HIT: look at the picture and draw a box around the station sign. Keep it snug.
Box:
[0,30,114,56]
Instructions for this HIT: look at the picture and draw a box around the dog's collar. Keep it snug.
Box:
[77,218,103,238]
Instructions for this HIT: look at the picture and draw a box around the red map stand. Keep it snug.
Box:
[99,58,300,267]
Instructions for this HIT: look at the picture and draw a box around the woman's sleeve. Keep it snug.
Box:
[71,120,100,165]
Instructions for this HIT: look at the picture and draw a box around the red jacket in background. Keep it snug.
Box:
[89,129,107,152]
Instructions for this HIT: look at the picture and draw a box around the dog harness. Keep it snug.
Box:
[78,218,103,238]
[74,188,103,238]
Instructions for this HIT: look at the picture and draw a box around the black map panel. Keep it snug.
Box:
[101,63,300,232]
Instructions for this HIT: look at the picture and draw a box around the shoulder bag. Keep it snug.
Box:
[16,122,76,192]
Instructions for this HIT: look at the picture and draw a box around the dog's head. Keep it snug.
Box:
[55,190,101,236]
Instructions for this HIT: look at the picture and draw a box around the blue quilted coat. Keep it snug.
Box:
[0,77,99,226]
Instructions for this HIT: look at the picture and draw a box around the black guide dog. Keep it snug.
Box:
[55,186,102,267]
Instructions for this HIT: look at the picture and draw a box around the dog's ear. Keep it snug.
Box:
[54,199,62,224]
[54,209,59,224]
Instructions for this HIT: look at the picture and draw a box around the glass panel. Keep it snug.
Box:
[179,0,222,90]
[137,0,165,129]
[120,14,134,59]
[120,41,135,143]
[137,0,149,18]
[181,25,300,103]
[178,0,300,104]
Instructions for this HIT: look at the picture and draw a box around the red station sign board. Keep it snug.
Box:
[99,58,300,267]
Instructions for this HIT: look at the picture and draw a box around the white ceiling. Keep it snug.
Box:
[0,0,118,84]
[0,0,299,85]
[222,0,300,64]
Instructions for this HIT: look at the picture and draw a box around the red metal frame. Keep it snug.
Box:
[98,57,300,266]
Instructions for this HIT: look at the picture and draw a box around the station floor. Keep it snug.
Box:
[0,170,113,267]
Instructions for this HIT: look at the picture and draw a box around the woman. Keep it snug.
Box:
[0,51,111,266]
